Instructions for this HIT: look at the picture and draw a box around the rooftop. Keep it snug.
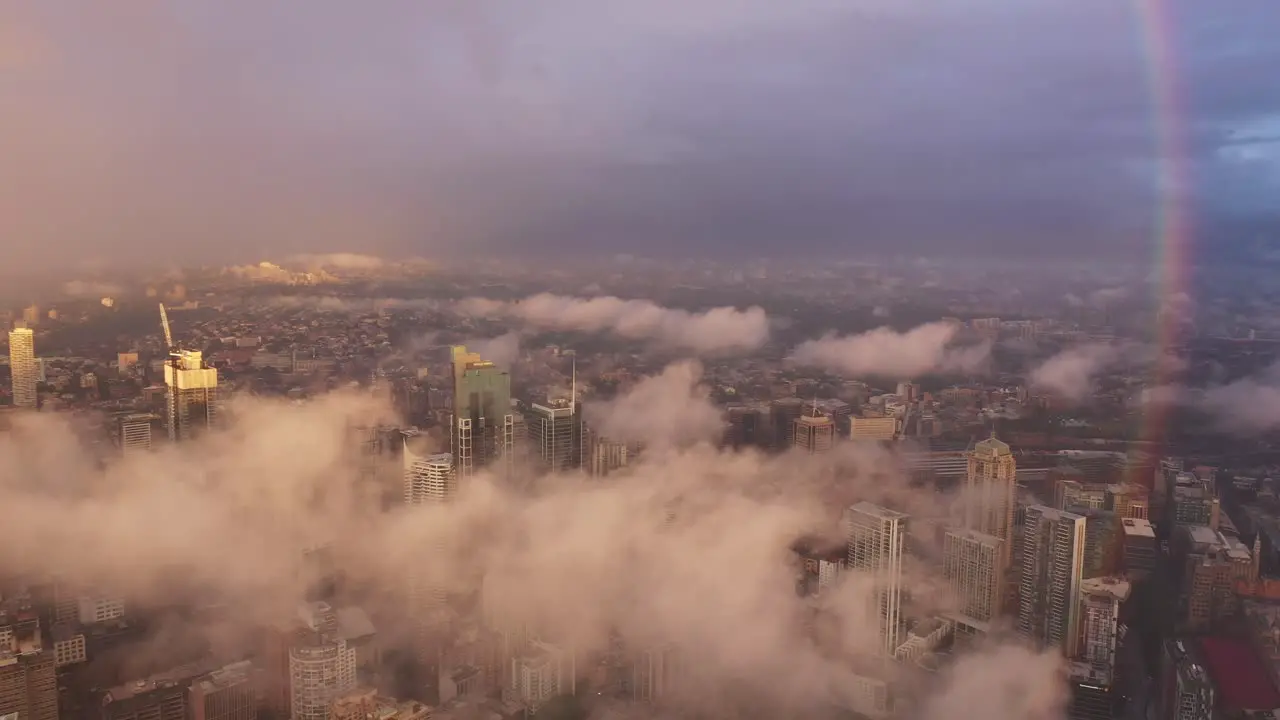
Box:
[1121,518,1156,538]
[1081,576,1132,602]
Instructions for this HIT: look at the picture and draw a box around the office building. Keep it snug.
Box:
[770,398,806,450]
[963,434,1016,569]
[1079,509,1120,579]
[290,604,358,720]
[510,640,574,711]
[164,350,218,441]
[850,416,898,442]
[7,327,37,409]
[404,450,457,506]
[102,663,210,720]
[0,615,57,720]
[189,661,257,720]
[582,428,631,478]
[942,527,1003,633]
[723,404,770,450]
[114,412,162,455]
[1078,576,1130,687]
[846,502,908,658]
[1121,518,1157,577]
[794,405,836,454]
[451,346,515,481]
[1172,473,1220,530]
[1018,506,1086,656]
[527,398,580,474]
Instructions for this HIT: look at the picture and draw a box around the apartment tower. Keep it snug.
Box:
[845,501,909,658]
[7,327,37,409]
[1018,505,1087,656]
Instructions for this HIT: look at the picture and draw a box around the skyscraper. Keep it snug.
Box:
[114,412,162,455]
[164,350,218,442]
[1078,576,1131,687]
[1018,505,1086,656]
[845,501,908,658]
[793,404,835,454]
[0,615,57,720]
[450,346,514,481]
[942,527,1004,632]
[404,449,456,506]
[527,399,580,474]
[290,603,357,720]
[7,327,37,409]
[963,434,1016,568]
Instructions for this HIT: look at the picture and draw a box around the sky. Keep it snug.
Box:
[2,0,1278,266]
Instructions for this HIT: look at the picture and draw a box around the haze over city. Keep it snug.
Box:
[2,4,1280,720]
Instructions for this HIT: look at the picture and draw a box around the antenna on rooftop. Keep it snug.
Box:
[571,354,577,415]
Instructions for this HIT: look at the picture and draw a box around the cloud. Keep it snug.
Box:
[62,280,123,298]
[457,294,770,354]
[464,332,521,369]
[1197,365,1280,433]
[0,381,1069,718]
[1028,344,1121,400]
[584,361,724,450]
[1029,342,1186,401]
[288,253,385,272]
[789,323,990,379]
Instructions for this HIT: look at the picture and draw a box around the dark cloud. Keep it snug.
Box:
[3,0,1277,265]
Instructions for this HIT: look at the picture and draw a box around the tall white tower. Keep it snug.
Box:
[845,501,908,659]
[8,327,37,409]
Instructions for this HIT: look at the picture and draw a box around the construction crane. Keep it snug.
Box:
[159,303,174,351]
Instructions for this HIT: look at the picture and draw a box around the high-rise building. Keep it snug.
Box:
[1078,509,1121,579]
[164,350,218,442]
[290,604,357,720]
[1018,506,1086,656]
[1078,576,1131,687]
[189,661,257,720]
[404,450,456,506]
[0,614,57,720]
[582,428,631,478]
[114,412,163,455]
[527,399,580,474]
[963,434,1016,569]
[1121,518,1158,577]
[7,327,37,409]
[770,398,805,450]
[510,640,574,711]
[941,527,1003,633]
[794,404,836,454]
[450,346,514,481]
[845,501,908,658]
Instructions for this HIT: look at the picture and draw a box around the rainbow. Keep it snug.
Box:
[1134,0,1193,449]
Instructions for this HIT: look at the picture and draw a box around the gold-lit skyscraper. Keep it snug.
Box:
[450,345,514,481]
[164,350,218,442]
[963,433,1016,568]
[8,327,38,409]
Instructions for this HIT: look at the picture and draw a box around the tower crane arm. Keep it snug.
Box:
[159,303,173,350]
